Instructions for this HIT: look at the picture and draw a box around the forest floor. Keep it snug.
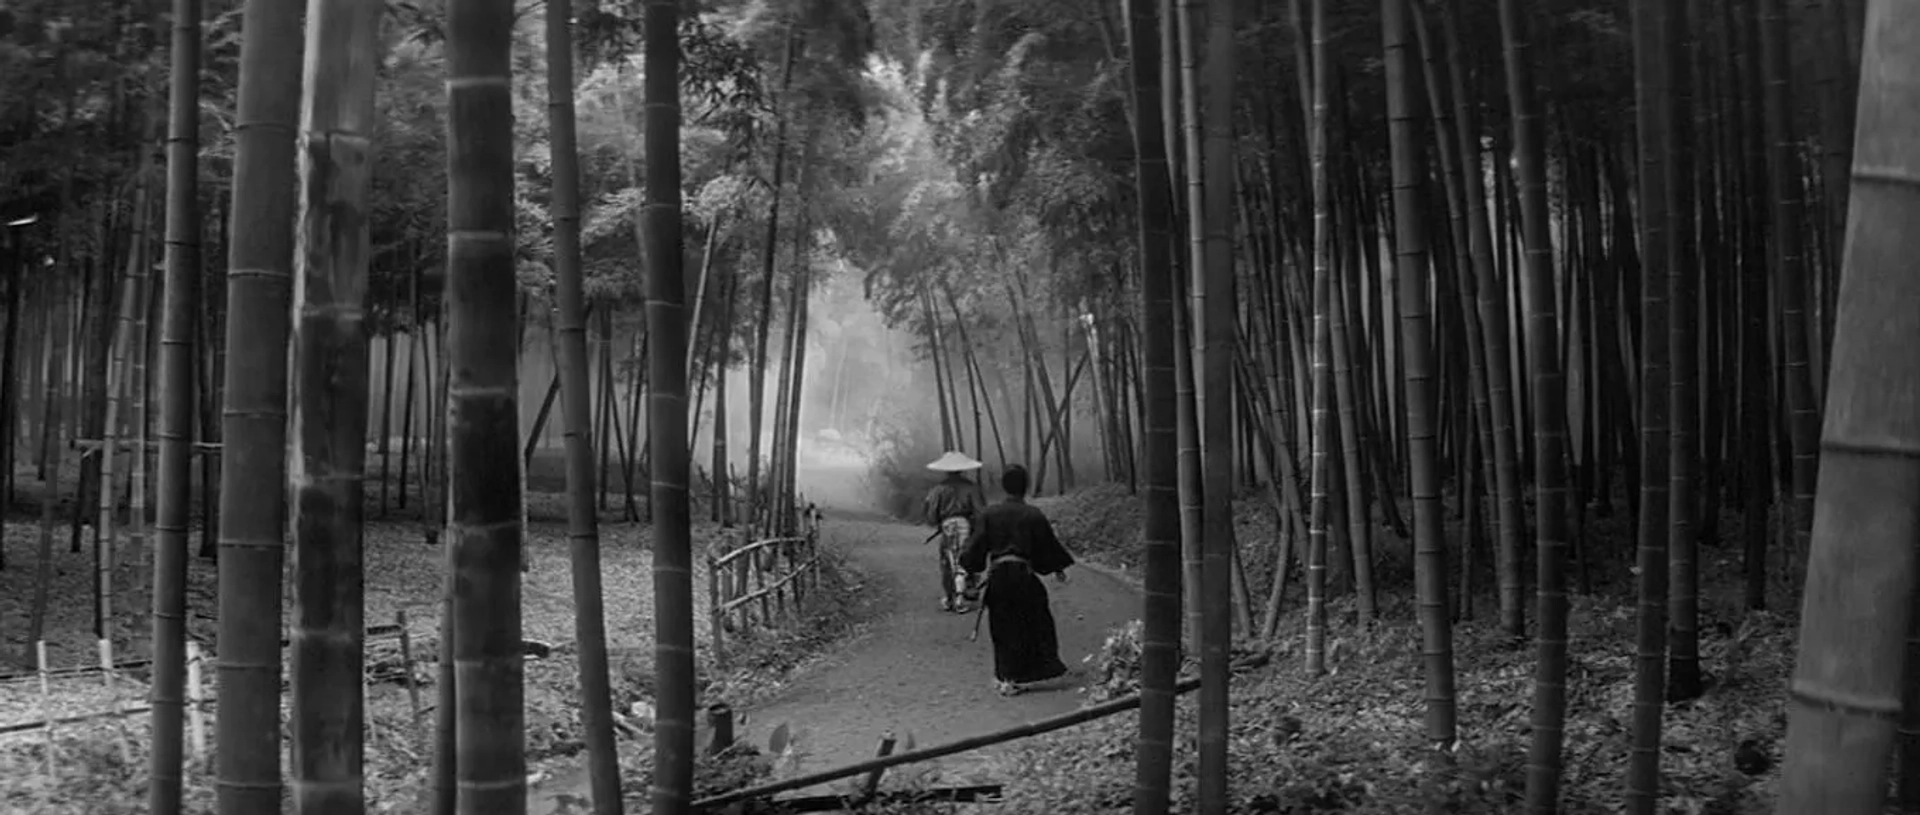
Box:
[0,459,1820,813]
[633,485,1810,814]
[0,450,868,813]
[981,486,1803,814]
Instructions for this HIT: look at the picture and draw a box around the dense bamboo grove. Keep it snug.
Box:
[0,0,1914,812]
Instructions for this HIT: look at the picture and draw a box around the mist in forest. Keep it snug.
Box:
[358,254,1105,518]
[692,260,934,514]
[360,260,939,516]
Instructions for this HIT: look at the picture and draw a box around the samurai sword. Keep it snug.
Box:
[967,577,989,642]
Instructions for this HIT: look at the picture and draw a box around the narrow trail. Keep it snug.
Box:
[737,512,1140,792]
[526,505,1140,812]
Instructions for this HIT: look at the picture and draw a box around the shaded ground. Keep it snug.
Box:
[0,459,736,813]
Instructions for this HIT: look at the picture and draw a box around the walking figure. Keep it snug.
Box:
[923,451,987,613]
[960,464,1074,696]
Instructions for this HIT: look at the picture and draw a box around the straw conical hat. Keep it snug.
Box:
[926,451,983,472]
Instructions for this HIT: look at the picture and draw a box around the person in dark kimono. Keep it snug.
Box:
[923,451,988,612]
[960,464,1075,696]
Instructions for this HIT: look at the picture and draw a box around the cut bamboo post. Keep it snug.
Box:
[186,641,206,767]
[396,609,423,746]
[706,703,733,756]
[96,639,130,765]
[34,640,56,776]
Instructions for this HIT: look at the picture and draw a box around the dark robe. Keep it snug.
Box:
[960,498,1075,684]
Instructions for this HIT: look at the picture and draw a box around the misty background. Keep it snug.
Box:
[359,258,1104,518]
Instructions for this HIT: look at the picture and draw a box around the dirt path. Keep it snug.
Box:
[527,510,1140,811]
[732,512,1140,794]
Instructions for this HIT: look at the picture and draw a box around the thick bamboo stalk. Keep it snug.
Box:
[212,0,303,807]
[147,0,204,805]
[1775,5,1920,809]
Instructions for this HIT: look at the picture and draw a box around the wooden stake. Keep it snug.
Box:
[706,703,734,756]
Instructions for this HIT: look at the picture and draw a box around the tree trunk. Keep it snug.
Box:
[1302,0,1334,679]
[1123,0,1183,810]
[1776,6,1920,808]
[1665,0,1705,706]
[212,0,302,809]
[1193,0,1236,807]
[97,157,153,640]
[1626,0,1675,808]
[288,2,382,810]
[780,247,813,532]
[713,269,738,526]
[1759,0,1820,598]
[1165,0,1203,649]
[1500,0,1575,808]
[1437,0,1527,641]
[545,0,623,807]
[147,0,203,805]
[445,0,527,809]
[640,0,695,810]
[1383,0,1456,747]
[746,29,799,525]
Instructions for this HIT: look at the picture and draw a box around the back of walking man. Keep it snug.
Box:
[960,464,1074,696]
[923,451,987,612]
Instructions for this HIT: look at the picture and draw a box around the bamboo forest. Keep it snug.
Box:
[0,0,1915,812]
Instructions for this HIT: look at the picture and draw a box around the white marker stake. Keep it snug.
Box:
[35,640,57,777]
[187,641,207,766]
